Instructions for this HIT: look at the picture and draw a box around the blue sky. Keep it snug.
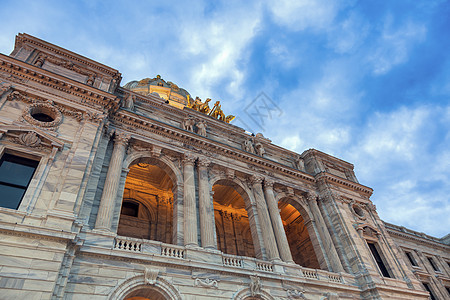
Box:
[1,0,449,237]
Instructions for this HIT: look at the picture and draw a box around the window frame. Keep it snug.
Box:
[0,146,44,212]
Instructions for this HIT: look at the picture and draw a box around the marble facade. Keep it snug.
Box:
[0,33,448,300]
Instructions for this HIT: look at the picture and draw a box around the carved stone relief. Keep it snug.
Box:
[144,267,159,285]
[193,276,219,289]
[249,275,262,297]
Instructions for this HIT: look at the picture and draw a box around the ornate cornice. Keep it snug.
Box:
[112,110,317,186]
[384,223,450,251]
[315,172,373,197]
[0,54,120,111]
[15,33,120,78]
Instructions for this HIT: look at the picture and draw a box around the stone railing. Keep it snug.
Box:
[114,237,142,252]
[222,254,243,267]
[326,273,343,283]
[255,260,274,272]
[302,269,318,280]
[161,244,185,259]
[111,236,348,286]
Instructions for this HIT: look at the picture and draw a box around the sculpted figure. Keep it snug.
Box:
[182,117,195,132]
[196,120,207,136]
[250,275,261,296]
[254,141,265,156]
[199,98,211,114]
[123,94,135,110]
[193,97,203,111]
[244,138,255,154]
[225,115,235,123]
[294,155,305,170]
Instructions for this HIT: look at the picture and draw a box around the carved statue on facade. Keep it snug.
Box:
[182,116,195,132]
[123,94,135,111]
[294,155,305,171]
[250,275,262,297]
[254,140,265,156]
[243,138,256,154]
[196,120,207,137]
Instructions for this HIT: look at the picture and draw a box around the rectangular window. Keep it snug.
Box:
[427,256,440,272]
[368,242,391,278]
[446,286,450,297]
[422,282,437,300]
[405,251,418,266]
[0,153,39,210]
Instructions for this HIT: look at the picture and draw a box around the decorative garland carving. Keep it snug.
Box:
[193,276,219,289]
[22,102,62,129]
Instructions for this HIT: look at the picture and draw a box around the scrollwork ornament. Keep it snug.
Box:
[182,153,196,165]
[144,267,159,285]
[264,178,274,189]
[287,289,307,299]
[193,277,219,289]
[250,175,263,185]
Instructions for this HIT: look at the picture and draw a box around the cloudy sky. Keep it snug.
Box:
[1,0,449,238]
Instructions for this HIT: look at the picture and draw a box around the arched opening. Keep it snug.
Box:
[118,162,174,243]
[213,181,255,257]
[279,199,320,268]
[124,287,167,300]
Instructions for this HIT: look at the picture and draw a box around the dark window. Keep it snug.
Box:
[0,153,39,210]
[368,242,391,278]
[427,257,440,272]
[121,201,139,217]
[422,282,437,300]
[446,286,450,297]
[405,251,418,266]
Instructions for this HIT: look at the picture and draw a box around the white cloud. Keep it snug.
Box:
[367,15,427,75]
[179,3,262,99]
[266,0,343,32]
[327,11,370,54]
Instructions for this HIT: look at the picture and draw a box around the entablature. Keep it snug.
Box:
[0,54,120,112]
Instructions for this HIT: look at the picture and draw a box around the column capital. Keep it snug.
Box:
[182,154,197,166]
[263,178,274,189]
[306,191,317,202]
[250,175,263,185]
[114,131,131,146]
[197,157,211,168]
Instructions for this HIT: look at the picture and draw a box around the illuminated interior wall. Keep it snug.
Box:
[118,163,173,244]
[213,183,255,258]
[279,201,320,269]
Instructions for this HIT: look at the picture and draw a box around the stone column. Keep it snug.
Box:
[183,154,198,247]
[263,179,294,263]
[95,132,129,231]
[197,158,215,249]
[306,192,344,272]
[251,175,280,261]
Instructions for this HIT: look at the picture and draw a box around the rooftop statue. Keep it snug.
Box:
[186,96,235,123]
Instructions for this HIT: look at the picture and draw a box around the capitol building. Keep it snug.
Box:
[0,33,448,299]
